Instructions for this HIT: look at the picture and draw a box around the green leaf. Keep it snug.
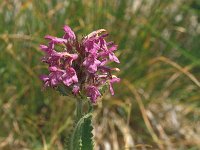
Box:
[65,113,94,150]
[82,114,94,150]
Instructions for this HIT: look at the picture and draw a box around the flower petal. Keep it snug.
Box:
[63,25,76,40]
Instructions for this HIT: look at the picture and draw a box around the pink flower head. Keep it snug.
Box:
[40,25,120,103]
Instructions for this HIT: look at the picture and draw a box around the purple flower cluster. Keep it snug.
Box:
[40,25,120,103]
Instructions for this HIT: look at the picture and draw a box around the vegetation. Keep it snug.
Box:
[0,0,200,149]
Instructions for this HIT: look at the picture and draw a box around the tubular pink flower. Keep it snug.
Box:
[83,40,100,54]
[62,67,78,86]
[83,54,101,73]
[63,25,76,40]
[109,77,120,95]
[45,35,67,44]
[86,86,101,103]
[72,85,80,95]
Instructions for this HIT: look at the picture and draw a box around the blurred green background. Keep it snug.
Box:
[0,0,200,149]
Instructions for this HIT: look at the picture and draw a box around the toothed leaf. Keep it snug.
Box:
[82,114,94,150]
[66,113,94,150]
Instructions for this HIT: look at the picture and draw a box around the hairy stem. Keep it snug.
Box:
[76,98,83,120]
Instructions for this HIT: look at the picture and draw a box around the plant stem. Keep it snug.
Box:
[76,98,83,120]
